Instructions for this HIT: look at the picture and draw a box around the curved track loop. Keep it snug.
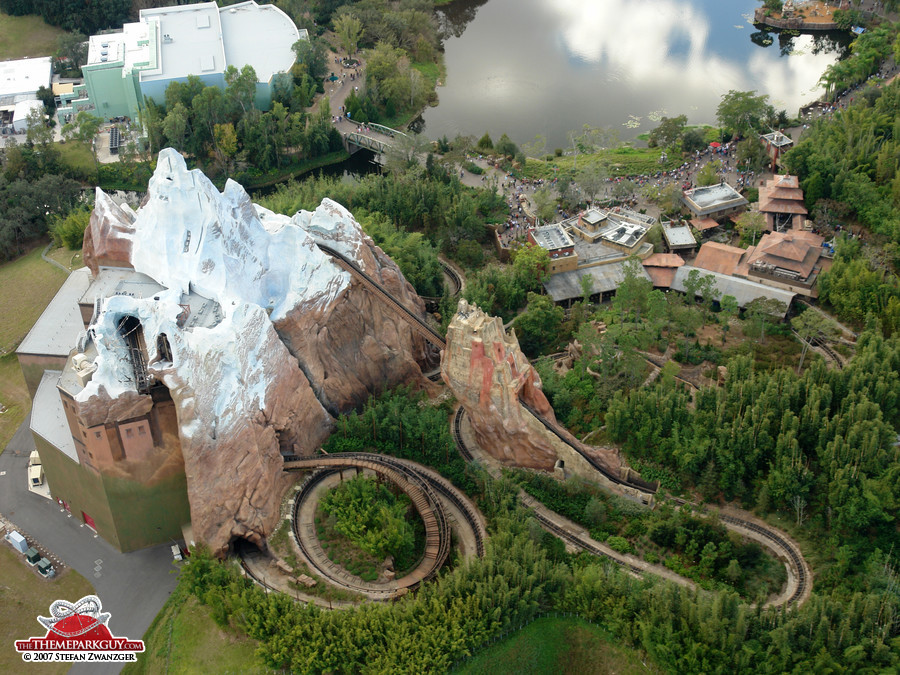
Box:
[316,243,446,349]
[284,452,485,596]
[453,407,811,608]
[440,261,462,296]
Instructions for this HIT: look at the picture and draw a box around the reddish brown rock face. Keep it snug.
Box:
[82,190,137,275]
[274,228,437,416]
[441,299,559,470]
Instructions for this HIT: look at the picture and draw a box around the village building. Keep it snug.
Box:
[690,217,723,239]
[532,208,655,304]
[661,222,698,254]
[738,230,826,293]
[642,253,685,289]
[757,174,808,232]
[544,261,653,306]
[682,183,748,221]
[527,224,578,274]
[690,228,828,298]
[760,131,794,171]
[692,241,747,276]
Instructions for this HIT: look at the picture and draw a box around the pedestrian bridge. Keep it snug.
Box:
[344,123,408,155]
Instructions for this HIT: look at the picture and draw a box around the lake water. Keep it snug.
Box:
[416,0,849,150]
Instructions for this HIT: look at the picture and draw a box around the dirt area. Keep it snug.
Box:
[770,0,840,24]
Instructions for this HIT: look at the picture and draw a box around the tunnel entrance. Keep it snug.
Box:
[116,315,151,394]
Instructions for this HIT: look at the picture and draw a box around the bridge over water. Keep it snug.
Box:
[343,122,408,156]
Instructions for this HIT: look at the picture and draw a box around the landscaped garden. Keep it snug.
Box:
[316,474,425,582]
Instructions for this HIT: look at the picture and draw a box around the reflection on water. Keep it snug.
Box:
[419,0,849,149]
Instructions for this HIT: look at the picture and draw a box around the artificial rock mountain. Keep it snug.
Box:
[442,299,625,482]
[76,149,435,555]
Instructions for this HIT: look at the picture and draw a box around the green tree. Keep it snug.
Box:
[736,137,770,173]
[293,37,328,81]
[533,186,556,223]
[55,30,88,71]
[576,162,608,204]
[512,242,551,289]
[514,292,565,355]
[162,102,190,151]
[49,205,91,249]
[648,115,687,149]
[791,308,839,373]
[696,160,722,187]
[61,111,102,144]
[734,210,766,246]
[716,90,774,138]
[224,64,258,117]
[333,12,363,56]
[681,128,707,153]
[613,258,652,322]
[744,297,787,343]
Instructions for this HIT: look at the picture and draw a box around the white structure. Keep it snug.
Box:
[0,57,52,113]
[12,99,45,133]
[64,1,300,122]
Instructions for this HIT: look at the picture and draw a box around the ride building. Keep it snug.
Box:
[57,1,302,124]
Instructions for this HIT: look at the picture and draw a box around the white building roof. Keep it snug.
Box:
[220,1,299,82]
[662,225,696,248]
[0,57,52,101]
[682,183,748,217]
[12,99,44,124]
[18,268,92,358]
[87,32,125,66]
[140,2,226,83]
[31,370,79,463]
[136,1,298,85]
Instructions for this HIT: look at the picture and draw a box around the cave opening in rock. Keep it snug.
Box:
[156,333,173,363]
[116,315,151,393]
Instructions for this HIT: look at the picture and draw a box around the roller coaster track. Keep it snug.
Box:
[316,243,446,350]
[453,406,810,608]
[672,498,810,607]
[791,331,844,370]
[421,262,463,305]
[440,261,462,296]
[517,402,659,497]
[282,452,485,595]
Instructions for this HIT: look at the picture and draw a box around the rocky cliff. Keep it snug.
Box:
[441,299,625,482]
[76,149,436,554]
[441,299,560,470]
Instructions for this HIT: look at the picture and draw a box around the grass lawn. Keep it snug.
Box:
[454,616,659,675]
[0,545,95,675]
[0,12,68,60]
[57,142,97,180]
[0,246,68,450]
[123,587,268,675]
[0,354,29,460]
[0,246,68,356]
[524,146,682,180]
[44,245,83,272]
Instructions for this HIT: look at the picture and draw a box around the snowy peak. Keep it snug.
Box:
[129,148,350,320]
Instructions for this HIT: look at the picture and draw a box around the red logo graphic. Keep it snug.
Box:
[15,595,144,663]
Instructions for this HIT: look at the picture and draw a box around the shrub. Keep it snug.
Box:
[606,536,633,555]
